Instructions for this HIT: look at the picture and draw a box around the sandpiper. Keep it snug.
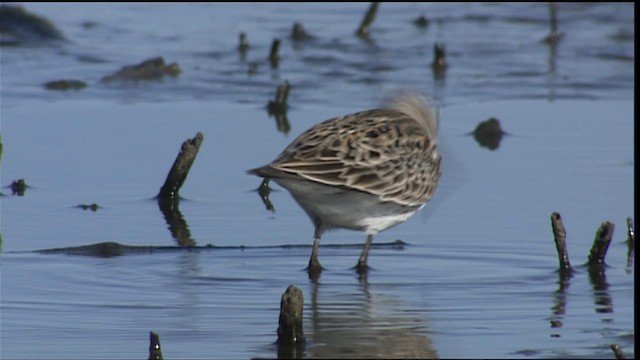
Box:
[248,90,441,277]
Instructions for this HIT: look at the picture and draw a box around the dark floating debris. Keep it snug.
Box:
[277,285,305,359]
[43,79,87,91]
[40,241,131,258]
[550,212,572,275]
[413,15,430,28]
[269,38,281,69]
[36,241,406,257]
[102,57,181,82]
[291,22,314,41]
[11,179,27,196]
[543,2,564,44]
[267,80,292,135]
[0,4,65,45]
[157,132,204,200]
[148,331,163,360]
[356,2,379,38]
[472,117,506,150]
[76,203,101,212]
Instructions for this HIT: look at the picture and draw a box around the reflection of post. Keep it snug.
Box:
[158,196,195,247]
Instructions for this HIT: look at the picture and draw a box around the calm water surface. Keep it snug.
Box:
[1,3,634,359]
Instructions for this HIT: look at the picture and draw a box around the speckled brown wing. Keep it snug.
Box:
[263,109,441,207]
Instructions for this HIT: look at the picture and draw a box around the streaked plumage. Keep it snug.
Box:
[248,90,441,277]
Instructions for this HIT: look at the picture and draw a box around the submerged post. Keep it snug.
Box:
[277,285,305,358]
[550,212,572,274]
[157,132,204,199]
[269,38,281,68]
[148,331,163,360]
[588,221,614,267]
[626,217,634,267]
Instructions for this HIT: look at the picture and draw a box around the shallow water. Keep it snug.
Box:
[1,2,634,359]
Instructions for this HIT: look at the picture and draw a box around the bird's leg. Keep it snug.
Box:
[356,234,374,274]
[307,226,323,280]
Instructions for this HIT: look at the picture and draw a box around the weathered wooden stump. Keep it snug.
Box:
[148,331,163,360]
[277,285,305,359]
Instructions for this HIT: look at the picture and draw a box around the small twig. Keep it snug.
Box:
[550,212,572,274]
[610,343,625,360]
[148,331,163,360]
[356,2,379,37]
[588,221,614,266]
[157,132,204,199]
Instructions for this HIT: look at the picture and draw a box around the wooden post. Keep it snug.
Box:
[148,331,163,360]
[550,212,572,274]
[277,285,305,358]
[157,132,204,199]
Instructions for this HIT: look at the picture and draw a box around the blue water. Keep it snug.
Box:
[1,3,634,359]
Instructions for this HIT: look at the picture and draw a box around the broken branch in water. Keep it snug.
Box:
[157,132,204,200]
[356,2,379,37]
[588,221,614,267]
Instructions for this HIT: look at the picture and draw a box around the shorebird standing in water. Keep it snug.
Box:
[248,90,441,278]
